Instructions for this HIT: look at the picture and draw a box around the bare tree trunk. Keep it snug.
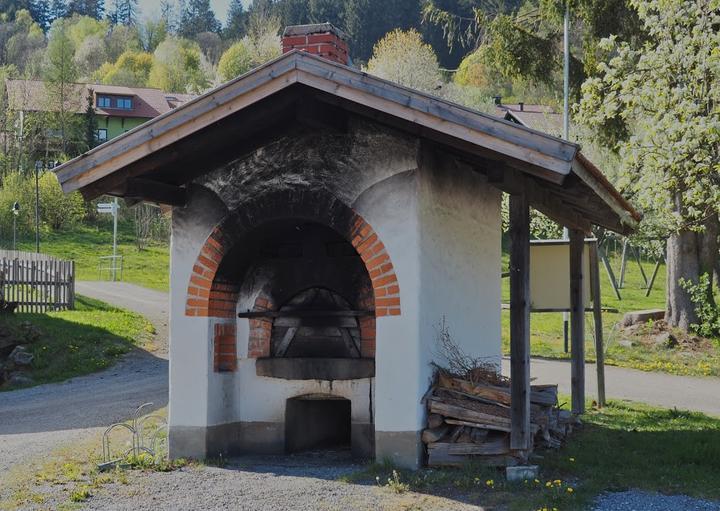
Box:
[665,229,700,331]
[698,213,719,306]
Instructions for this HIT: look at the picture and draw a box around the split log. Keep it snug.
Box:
[427,413,444,429]
[428,436,510,456]
[421,425,449,444]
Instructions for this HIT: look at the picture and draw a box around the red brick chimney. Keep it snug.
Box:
[282,23,350,66]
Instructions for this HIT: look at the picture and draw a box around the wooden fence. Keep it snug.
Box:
[0,250,75,312]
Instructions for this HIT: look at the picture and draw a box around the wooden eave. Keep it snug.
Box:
[53,50,638,235]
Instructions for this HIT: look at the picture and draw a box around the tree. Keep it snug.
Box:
[140,18,167,52]
[217,39,252,81]
[29,0,52,30]
[108,0,137,26]
[66,0,103,19]
[83,88,97,150]
[148,36,210,93]
[178,0,220,38]
[44,17,78,154]
[577,0,720,332]
[423,0,641,99]
[366,29,441,92]
[224,0,246,40]
[49,0,66,21]
[93,49,152,85]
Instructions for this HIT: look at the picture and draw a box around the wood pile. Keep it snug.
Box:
[423,370,577,467]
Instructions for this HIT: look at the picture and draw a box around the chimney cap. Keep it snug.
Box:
[283,23,348,41]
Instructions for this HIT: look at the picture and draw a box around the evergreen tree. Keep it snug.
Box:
[49,0,66,20]
[224,0,245,39]
[308,0,344,25]
[108,0,137,25]
[66,0,103,19]
[178,0,220,38]
[29,0,52,30]
[83,89,97,149]
[44,18,78,154]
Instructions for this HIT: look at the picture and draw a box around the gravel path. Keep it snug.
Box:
[0,282,169,477]
[82,454,483,511]
[594,490,720,510]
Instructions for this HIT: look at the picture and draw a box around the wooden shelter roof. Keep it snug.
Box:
[54,50,640,234]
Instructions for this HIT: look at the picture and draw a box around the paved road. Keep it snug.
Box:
[0,282,169,477]
[501,357,720,416]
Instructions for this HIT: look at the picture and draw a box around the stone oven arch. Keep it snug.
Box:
[184,188,401,371]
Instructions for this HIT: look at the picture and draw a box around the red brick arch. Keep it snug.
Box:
[184,191,401,369]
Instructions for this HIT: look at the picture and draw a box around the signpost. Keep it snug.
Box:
[97,198,120,281]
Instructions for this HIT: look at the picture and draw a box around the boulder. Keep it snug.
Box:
[621,309,665,327]
[653,331,678,349]
[6,372,33,387]
[8,345,33,366]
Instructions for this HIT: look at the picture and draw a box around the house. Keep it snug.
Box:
[54,24,640,469]
[496,101,563,138]
[4,79,193,157]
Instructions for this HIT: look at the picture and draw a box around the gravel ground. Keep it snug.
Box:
[0,282,169,478]
[50,453,484,511]
[594,490,720,511]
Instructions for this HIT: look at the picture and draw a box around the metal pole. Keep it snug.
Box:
[563,0,570,141]
[112,197,118,282]
[562,1,571,352]
[35,163,40,253]
[13,215,16,250]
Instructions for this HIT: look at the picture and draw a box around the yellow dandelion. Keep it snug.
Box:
[569,457,575,462]
[486,479,494,487]
[567,487,574,493]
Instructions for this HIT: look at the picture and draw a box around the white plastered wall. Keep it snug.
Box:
[417,151,502,417]
[169,189,227,429]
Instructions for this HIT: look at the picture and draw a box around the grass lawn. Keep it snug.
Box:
[15,221,170,291]
[345,398,720,510]
[1,295,154,390]
[501,250,720,377]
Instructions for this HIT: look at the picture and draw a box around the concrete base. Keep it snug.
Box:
[375,430,423,469]
[169,426,208,460]
[506,465,539,482]
[170,421,375,460]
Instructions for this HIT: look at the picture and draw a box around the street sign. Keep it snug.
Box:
[97,202,118,214]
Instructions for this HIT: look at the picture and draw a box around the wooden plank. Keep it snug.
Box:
[569,228,586,415]
[589,242,606,407]
[238,310,373,318]
[428,398,512,433]
[509,193,531,451]
[429,436,510,456]
[274,327,298,357]
[123,178,188,206]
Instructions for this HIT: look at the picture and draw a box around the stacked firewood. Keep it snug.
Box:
[422,368,576,467]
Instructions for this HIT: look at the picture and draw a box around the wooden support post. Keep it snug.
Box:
[645,260,662,297]
[589,241,606,407]
[599,247,622,300]
[569,229,585,415]
[509,193,531,451]
[618,239,628,288]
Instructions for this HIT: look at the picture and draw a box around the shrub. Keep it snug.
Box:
[679,273,720,338]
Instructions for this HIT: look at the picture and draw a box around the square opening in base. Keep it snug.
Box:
[285,396,351,453]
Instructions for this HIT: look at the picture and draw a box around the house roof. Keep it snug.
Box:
[5,79,194,118]
[496,104,563,138]
[53,50,640,234]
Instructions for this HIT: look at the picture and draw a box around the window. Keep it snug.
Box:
[96,129,107,142]
[97,96,111,108]
[115,97,132,109]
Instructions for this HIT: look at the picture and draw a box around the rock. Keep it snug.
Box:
[8,345,33,366]
[653,332,678,349]
[618,339,634,348]
[6,372,33,387]
[621,309,665,327]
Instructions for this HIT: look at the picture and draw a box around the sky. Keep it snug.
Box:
[139,0,239,27]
